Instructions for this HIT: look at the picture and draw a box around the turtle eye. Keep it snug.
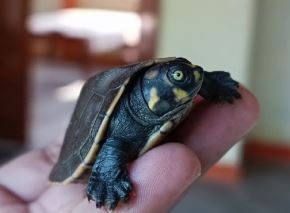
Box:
[172,70,184,81]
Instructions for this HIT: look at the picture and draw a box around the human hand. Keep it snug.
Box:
[0,87,259,213]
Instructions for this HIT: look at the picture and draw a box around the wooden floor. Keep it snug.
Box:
[2,59,288,213]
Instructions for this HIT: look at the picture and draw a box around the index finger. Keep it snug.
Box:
[169,86,259,172]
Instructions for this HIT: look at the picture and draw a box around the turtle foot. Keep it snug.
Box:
[202,71,241,103]
[87,168,132,210]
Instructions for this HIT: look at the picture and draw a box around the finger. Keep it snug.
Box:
[170,86,259,172]
[29,184,86,213]
[125,143,201,213]
[0,142,61,201]
[0,205,27,213]
[0,186,25,205]
[71,143,201,213]
[0,186,27,213]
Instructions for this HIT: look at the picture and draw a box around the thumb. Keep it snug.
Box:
[121,143,201,213]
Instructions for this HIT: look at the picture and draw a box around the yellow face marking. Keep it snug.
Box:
[190,63,196,68]
[145,70,159,80]
[173,88,189,102]
[194,71,201,82]
[148,87,160,111]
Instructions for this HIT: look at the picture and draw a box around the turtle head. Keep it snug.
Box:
[142,57,204,116]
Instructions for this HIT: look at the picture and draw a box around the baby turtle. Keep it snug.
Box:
[50,57,241,210]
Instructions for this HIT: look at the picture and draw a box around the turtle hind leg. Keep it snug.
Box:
[198,71,241,103]
[87,138,136,210]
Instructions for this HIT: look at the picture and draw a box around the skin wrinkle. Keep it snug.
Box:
[0,185,26,205]
[1,205,28,213]
[31,184,86,213]
[40,146,60,167]
[0,151,53,202]
[30,201,49,213]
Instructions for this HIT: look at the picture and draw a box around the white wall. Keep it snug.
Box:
[251,0,290,145]
[157,0,257,166]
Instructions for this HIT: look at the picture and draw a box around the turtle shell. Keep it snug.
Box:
[49,57,176,184]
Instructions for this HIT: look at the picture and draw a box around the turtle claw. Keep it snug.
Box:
[95,200,104,208]
[108,200,118,211]
[87,169,132,210]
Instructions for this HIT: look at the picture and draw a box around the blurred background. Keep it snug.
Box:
[0,0,289,212]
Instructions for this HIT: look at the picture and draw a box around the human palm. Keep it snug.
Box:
[0,87,258,213]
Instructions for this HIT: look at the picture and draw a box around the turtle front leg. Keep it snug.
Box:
[87,138,136,210]
[198,71,241,103]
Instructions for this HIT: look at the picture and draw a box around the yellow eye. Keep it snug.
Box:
[172,70,184,81]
